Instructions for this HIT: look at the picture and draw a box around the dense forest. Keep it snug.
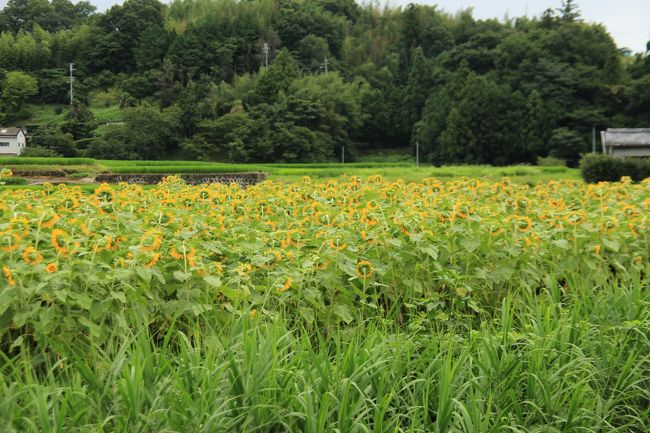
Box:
[0,0,648,164]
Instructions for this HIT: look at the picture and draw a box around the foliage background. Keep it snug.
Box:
[0,0,648,163]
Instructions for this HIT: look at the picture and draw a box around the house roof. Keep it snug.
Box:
[604,128,650,147]
[0,127,23,137]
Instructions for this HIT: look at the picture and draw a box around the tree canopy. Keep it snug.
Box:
[0,0,648,164]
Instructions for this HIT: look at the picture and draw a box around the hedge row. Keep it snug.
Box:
[580,154,650,183]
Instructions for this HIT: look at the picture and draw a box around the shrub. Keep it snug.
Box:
[90,88,122,107]
[0,176,27,185]
[536,155,566,167]
[580,154,650,183]
[548,128,586,167]
[18,147,63,157]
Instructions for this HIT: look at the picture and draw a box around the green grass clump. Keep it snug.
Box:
[0,157,96,166]
[1,278,647,432]
[91,105,124,123]
[1,157,582,184]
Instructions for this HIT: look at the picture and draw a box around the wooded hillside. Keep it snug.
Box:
[0,0,648,164]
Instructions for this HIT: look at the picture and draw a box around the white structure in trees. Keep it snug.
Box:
[0,128,27,156]
[601,128,650,157]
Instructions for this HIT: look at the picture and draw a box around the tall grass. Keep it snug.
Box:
[1,275,648,432]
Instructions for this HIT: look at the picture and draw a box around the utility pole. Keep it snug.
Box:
[592,126,596,153]
[262,43,269,68]
[416,140,419,166]
[68,63,75,105]
[320,56,329,75]
[341,145,345,163]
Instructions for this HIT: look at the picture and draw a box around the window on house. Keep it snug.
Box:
[0,142,10,147]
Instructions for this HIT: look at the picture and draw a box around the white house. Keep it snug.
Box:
[601,128,650,158]
[0,127,27,156]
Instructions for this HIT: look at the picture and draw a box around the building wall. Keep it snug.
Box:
[609,146,650,157]
[0,131,25,156]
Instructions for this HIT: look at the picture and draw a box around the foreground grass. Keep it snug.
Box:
[1,277,648,432]
[0,178,647,431]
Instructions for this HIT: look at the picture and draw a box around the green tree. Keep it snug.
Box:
[558,0,581,22]
[548,127,586,166]
[0,70,38,121]
[88,0,164,73]
[86,125,138,159]
[430,74,529,165]
[29,125,76,156]
[402,47,433,140]
[525,90,550,159]
[295,35,332,72]
[192,110,259,161]
[253,48,300,104]
[61,103,96,140]
[125,104,181,159]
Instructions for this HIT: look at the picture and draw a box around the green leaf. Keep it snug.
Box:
[38,308,56,332]
[136,267,152,283]
[72,292,93,310]
[603,238,620,252]
[421,246,439,260]
[333,304,353,324]
[220,285,246,301]
[11,335,23,349]
[299,307,315,324]
[495,265,515,281]
[151,268,166,284]
[460,238,480,252]
[203,276,222,288]
[386,238,402,247]
[79,316,102,339]
[111,291,126,303]
[173,271,191,282]
[435,311,449,321]
[552,239,569,249]
[190,304,213,315]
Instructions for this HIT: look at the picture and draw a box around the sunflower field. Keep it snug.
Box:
[1,175,649,432]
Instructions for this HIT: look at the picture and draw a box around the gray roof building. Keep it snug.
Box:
[0,127,27,156]
[601,128,650,157]
[0,127,24,137]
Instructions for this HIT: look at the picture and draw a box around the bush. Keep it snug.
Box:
[0,176,28,185]
[548,128,586,167]
[536,155,566,167]
[28,126,77,156]
[18,147,63,157]
[90,88,122,107]
[580,154,650,183]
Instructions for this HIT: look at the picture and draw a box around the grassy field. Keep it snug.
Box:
[0,177,648,431]
[23,104,124,125]
[0,156,581,184]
